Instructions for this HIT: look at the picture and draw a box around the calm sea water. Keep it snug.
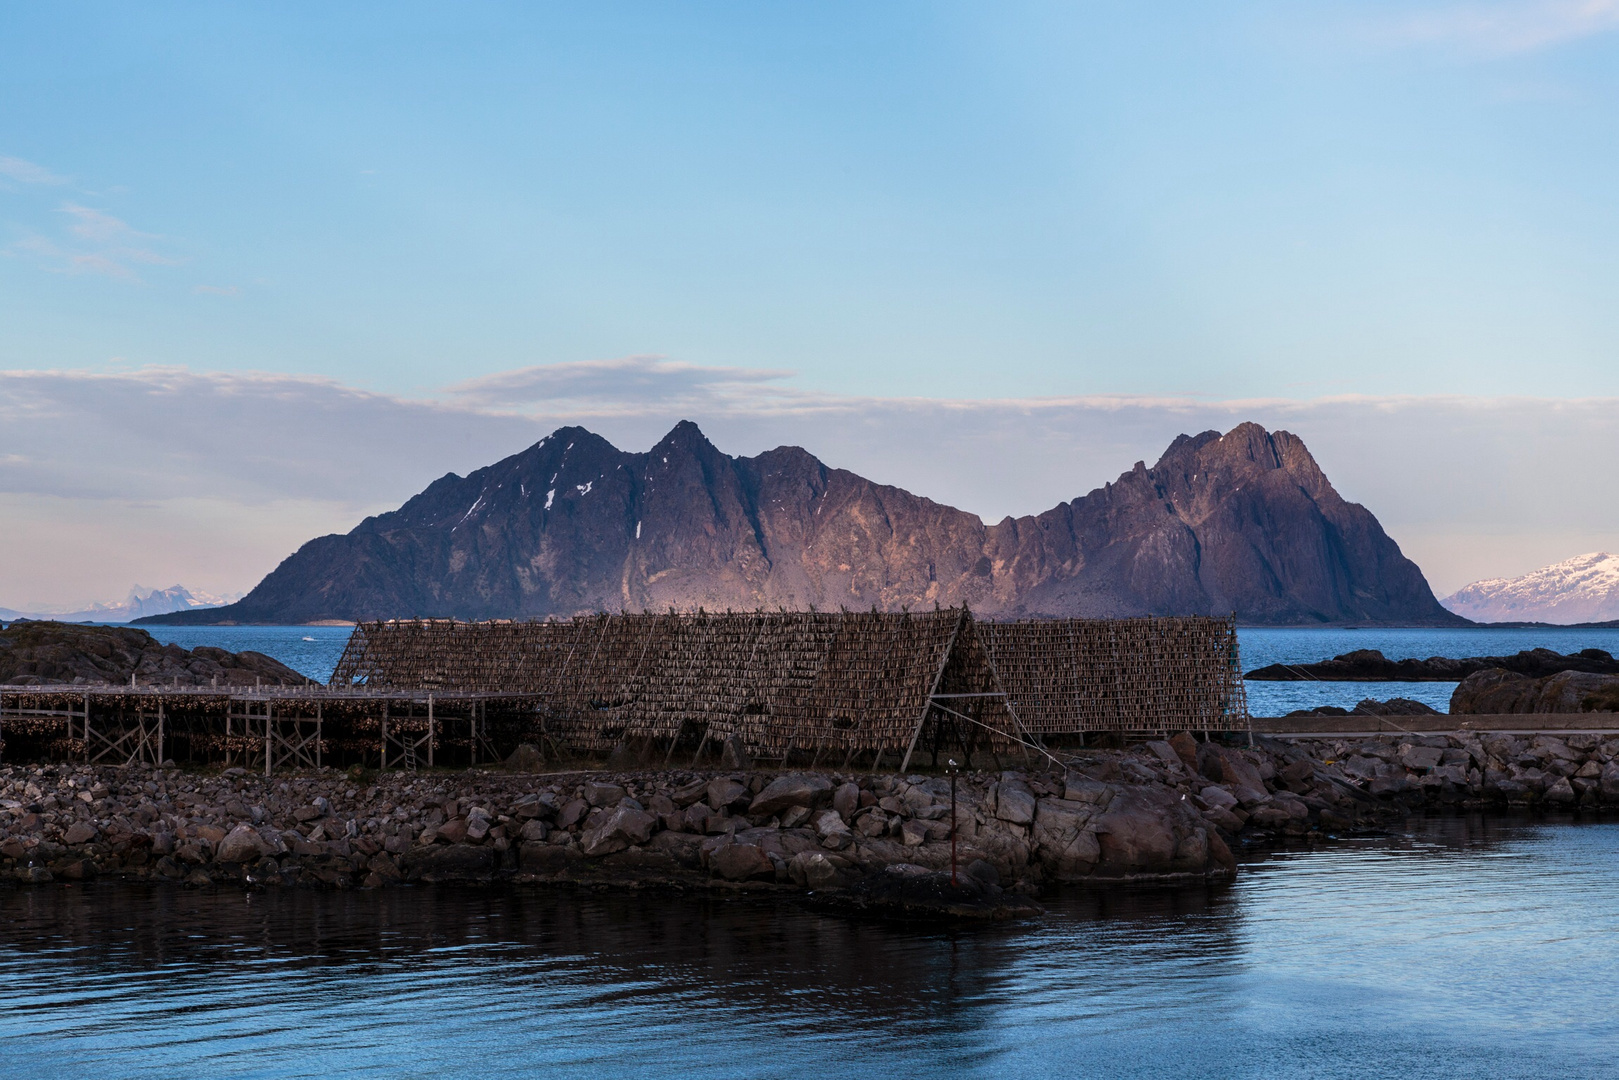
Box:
[1,815,1615,1079]
[1239,626,1619,716]
[137,624,1619,717]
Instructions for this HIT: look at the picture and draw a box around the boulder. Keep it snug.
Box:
[62,823,97,846]
[556,798,589,829]
[832,782,861,822]
[1217,750,1269,803]
[707,778,750,812]
[1168,732,1200,771]
[748,774,833,817]
[216,824,267,864]
[993,782,1036,826]
[788,850,845,889]
[709,842,775,881]
[814,810,853,850]
[583,782,627,808]
[1399,745,1444,771]
[579,806,656,857]
[1544,777,1577,805]
[1091,788,1207,878]
[1031,797,1100,881]
[1602,762,1619,801]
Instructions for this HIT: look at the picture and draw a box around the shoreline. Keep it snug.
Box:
[3,729,1614,919]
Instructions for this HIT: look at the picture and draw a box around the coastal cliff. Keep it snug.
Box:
[144,421,1458,627]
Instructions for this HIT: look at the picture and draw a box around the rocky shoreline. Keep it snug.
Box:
[4,730,1616,918]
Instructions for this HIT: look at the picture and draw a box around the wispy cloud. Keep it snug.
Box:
[445,355,797,412]
[1372,0,1619,54]
[10,203,180,280]
[0,155,67,185]
[192,284,241,297]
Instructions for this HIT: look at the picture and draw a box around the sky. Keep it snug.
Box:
[2,2,1617,609]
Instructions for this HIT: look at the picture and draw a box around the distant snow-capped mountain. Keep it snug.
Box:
[0,584,243,624]
[1442,552,1619,624]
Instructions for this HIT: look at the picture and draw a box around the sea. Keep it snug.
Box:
[1,815,1616,1079]
[142,624,1619,718]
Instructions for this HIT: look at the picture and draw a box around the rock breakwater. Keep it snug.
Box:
[3,730,1615,908]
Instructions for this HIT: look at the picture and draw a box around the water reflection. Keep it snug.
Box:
[2,815,1617,1079]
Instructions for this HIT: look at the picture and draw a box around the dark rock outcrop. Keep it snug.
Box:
[1451,669,1619,714]
[1286,697,1442,718]
[0,621,307,686]
[142,420,1457,627]
[1249,647,1619,682]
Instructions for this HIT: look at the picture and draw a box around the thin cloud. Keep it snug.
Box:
[10,204,181,280]
[444,355,797,411]
[1372,0,1619,54]
[0,155,66,185]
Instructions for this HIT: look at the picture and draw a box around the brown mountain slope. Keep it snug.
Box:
[142,420,1461,626]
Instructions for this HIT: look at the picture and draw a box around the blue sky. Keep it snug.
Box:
[2,2,1617,606]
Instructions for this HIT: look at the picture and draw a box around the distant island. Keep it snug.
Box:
[140,420,1462,627]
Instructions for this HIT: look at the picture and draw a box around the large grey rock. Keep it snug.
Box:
[749,774,833,817]
[1031,797,1100,881]
[709,842,774,881]
[62,823,97,846]
[707,779,750,812]
[787,850,845,889]
[579,806,656,857]
[583,782,627,807]
[1399,745,1444,771]
[832,782,861,822]
[993,782,1036,825]
[1602,762,1619,801]
[1217,750,1269,803]
[216,824,267,864]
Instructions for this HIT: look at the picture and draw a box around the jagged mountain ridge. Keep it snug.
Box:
[1443,552,1619,624]
[144,420,1461,626]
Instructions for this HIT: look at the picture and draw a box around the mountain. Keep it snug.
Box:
[139,420,1461,627]
[1,584,241,624]
[1442,553,1619,625]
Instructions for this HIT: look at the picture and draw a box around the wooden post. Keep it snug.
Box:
[264,701,273,777]
[427,694,434,769]
[83,692,91,763]
[316,703,323,770]
[381,702,389,771]
[157,701,165,766]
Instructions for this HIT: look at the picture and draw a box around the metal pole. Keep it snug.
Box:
[948,757,959,888]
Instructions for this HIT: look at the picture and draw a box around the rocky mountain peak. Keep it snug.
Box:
[143,421,1460,627]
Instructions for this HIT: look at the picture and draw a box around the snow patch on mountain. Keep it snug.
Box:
[0,585,243,624]
[1442,552,1619,624]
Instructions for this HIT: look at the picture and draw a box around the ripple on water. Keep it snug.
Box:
[2,815,1617,1079]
